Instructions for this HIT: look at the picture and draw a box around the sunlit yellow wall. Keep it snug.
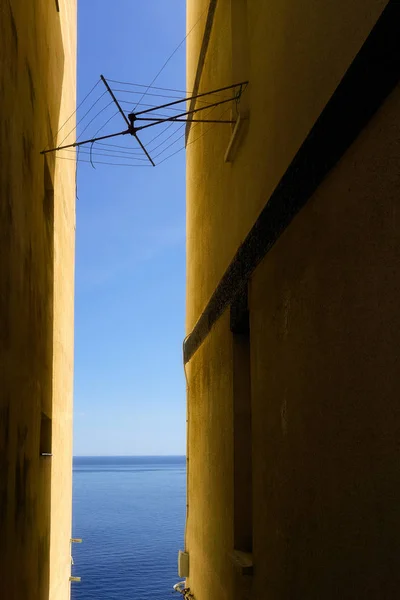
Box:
[186,1,399,598]
[185,312,234,600]
[186,0,387,331]
[49,2,77,599]
[0,1,76,599]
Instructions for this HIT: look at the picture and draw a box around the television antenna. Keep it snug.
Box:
[41,76,248,167]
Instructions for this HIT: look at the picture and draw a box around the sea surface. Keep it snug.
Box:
[71,456,186,600]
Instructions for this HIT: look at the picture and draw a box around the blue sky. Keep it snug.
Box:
[73,1,187,456]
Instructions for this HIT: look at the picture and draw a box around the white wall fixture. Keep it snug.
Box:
[178,550,189,578]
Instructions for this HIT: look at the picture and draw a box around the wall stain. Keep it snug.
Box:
[0,405,10,529]
[26,61,36,109]
[22,133,33,178]
[23,241,33,301]
[17,425,28,449]
[15,454,28,526]
[38,531,50,597]
[8,2,18,55]
[0,184,11,347]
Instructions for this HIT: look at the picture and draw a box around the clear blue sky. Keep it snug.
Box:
[73,1,186,456]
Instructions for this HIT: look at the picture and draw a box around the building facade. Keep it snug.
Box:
[185,1,400,598]
[0,1,77,599]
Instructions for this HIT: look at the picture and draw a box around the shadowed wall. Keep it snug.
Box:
[185,1,400,598]
[0,1,76,599]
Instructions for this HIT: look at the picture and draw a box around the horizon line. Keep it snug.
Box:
[73,454,186,457]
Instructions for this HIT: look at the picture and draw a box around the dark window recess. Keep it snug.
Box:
[40,412,52,456]
[231,287,253,554]
[55,0,60,12]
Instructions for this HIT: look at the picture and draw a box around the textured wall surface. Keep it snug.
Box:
[186,0,388,331]
[185,0,399,599]
[185,312,234,600]
[49,2,77,599]
[250,83,400,599]
[0,1,76,599]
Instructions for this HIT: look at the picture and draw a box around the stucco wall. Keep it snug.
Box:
[186,312,234,600]
[49,2,77,599]
[185,0,399,599]
[249,81,400,599]
[186,0,388,332]
[0,1,76,599]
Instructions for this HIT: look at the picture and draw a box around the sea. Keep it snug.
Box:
[71,456,186,600]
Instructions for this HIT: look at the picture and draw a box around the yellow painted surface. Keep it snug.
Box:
[0,1,76,599]
[186,0,388,332]
[250,82,400,599]
[185,1,400,599]
[49,2,77,599]
[185,312,234,600]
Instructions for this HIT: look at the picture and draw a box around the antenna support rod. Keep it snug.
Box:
[134,81,248,116]
[133,95,240,132]
[100,75,131,128]
[40,129,130,154]
[134,133,155,166]
[134,118,236,124]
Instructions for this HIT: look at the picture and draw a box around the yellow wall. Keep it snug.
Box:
[186,312,234,600]
[249,83,400,598]
[186,0,400,598]
[0,1,76,599]
[49,2,77,599]
[186,0,387,332]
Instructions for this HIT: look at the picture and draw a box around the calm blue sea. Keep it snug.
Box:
[71,456,186,600]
